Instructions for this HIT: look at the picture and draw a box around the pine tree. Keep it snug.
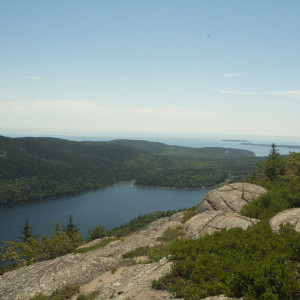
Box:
[63,215,82,244]
[264,143,285,181]
[18,218,37,242]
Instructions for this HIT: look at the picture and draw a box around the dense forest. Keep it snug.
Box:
[0,136,262,206]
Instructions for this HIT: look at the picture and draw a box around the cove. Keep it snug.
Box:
[0,182,213,242]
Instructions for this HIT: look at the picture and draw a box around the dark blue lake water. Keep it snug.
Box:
[0,183,212,242]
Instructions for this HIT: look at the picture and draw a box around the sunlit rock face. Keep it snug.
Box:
[196,183,267,214]
[185,210,259,239]
[269,208,300,234]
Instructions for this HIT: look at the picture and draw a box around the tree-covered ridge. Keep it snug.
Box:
[110,139,255,158]
[0,136,261,206]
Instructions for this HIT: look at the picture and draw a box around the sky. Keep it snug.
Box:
[0,0,300,138]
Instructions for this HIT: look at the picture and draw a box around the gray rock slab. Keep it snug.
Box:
[196,183,267,214]
[89,258,176,300]
[0,213,184,300]
[269,208,300,233]
[0,253,119,300]
[185,210,259,239]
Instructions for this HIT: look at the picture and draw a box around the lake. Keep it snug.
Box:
[0,182,213,242]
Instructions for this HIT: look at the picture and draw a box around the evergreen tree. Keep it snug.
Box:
[63,215,82,244]
[264,143,285,181]
[18,217,37,242]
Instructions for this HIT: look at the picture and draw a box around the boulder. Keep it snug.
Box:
[185,210,259,239]
[269,208,300,233]
[196,183,267,214]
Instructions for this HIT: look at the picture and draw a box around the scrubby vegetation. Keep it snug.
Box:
[241,144,300,220]
[0,215,83,274]
[0,210,182,274]
[106,210,181,238]
[153,222,299,299]
[123,226,185,263]
[152,145,300,299]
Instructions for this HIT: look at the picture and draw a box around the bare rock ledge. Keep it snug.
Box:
[185,210,259,239]
[196,183,267,214]
[269,208,300,233]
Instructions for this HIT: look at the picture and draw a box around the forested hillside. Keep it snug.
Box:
[0,136,262,206]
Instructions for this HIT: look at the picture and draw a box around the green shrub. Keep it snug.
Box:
[181,207,196,224]
[76,291,99,300]
[157,226,185,243]
[107,210,180,237]
[241,180,300,220]
[87,226,107,241]
[122,246,151,259]
[157,222,299,299]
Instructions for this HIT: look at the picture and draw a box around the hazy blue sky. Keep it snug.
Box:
[0,0,300,137]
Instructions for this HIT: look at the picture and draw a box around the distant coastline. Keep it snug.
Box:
[221,139,250,143]
[240,143,300,149]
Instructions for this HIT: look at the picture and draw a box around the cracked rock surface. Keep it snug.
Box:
[269,208,300,233]
[0,253,119,300]
[0,213,184,300]
[196,183,267,214]
[76,257,177,300]
[185,210,259,239]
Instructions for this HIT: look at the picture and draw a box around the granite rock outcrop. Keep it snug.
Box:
[196,183,267,214]
[269,208,300,233]
[185,210,259,239]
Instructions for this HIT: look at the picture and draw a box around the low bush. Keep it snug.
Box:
[154,221,300,299]
[31,284,80,300]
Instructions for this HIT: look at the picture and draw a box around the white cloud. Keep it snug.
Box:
[22,76,47,80]
[265,90,300,98]
[223,72,242,77]
[219,89,300,98]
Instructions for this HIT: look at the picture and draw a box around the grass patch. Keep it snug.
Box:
[123,226,185,264]
[74,238,119,254]
[123,244,171,263]
[77,290,100,300]
[157,226,185,243]
[181,207,196,224]
[122,246,151,259]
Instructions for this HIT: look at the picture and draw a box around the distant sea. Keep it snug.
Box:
[60,133,300,156]
[3,131,300,156]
